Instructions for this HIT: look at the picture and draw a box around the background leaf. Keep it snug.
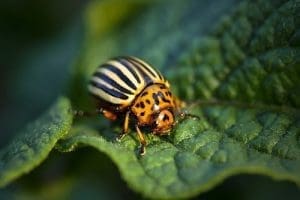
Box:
[0,0,84,147]
[172,0,300,106]
[0,97,73,187]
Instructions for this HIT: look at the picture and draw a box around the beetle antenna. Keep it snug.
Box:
[71,108,103,117]
[173,111,200,127]
[179,112,200,120]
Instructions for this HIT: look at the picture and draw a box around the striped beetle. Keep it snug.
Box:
[88,56,186,155]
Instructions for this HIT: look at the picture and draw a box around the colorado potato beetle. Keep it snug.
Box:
[88,56,187,155]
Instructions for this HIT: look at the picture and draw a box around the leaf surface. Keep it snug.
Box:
[58,104,300,199]
[0,97,73,187]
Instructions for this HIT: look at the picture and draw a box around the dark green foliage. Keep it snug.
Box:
[0,98,73,187]
[0,0,299,199]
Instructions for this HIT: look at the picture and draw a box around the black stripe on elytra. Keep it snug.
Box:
[103,64,137,90]
[89,81,128,100]
[151,65,163,80]
[94,72,133,95]
[126,58,153,84]
[157,71,163,80]
[117,58,141,84]
[128,57,158,78]
[90,93,122,108]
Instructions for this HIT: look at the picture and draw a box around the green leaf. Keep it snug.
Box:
[173,0,300,106]
[0,97,73,188]
[57,104,300,199]
[62,0,300,198]
[1,0,299,199]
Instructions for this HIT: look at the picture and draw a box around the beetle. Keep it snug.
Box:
[87,56,187,155]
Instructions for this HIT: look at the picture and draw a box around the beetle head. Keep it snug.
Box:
[153,109,174,135]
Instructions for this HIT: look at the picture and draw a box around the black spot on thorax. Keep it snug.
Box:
[152,92,159,105]
[159,85,166,89]
[141,92,148,97]
[158,91,170,103]
[152,91,171,104]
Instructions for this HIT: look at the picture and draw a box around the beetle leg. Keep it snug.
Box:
[102,109,117,121]
[135,125,147,155]
[116,111,130,141]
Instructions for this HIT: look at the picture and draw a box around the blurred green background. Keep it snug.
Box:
[0,0,85,146]
[0,0,299,199]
